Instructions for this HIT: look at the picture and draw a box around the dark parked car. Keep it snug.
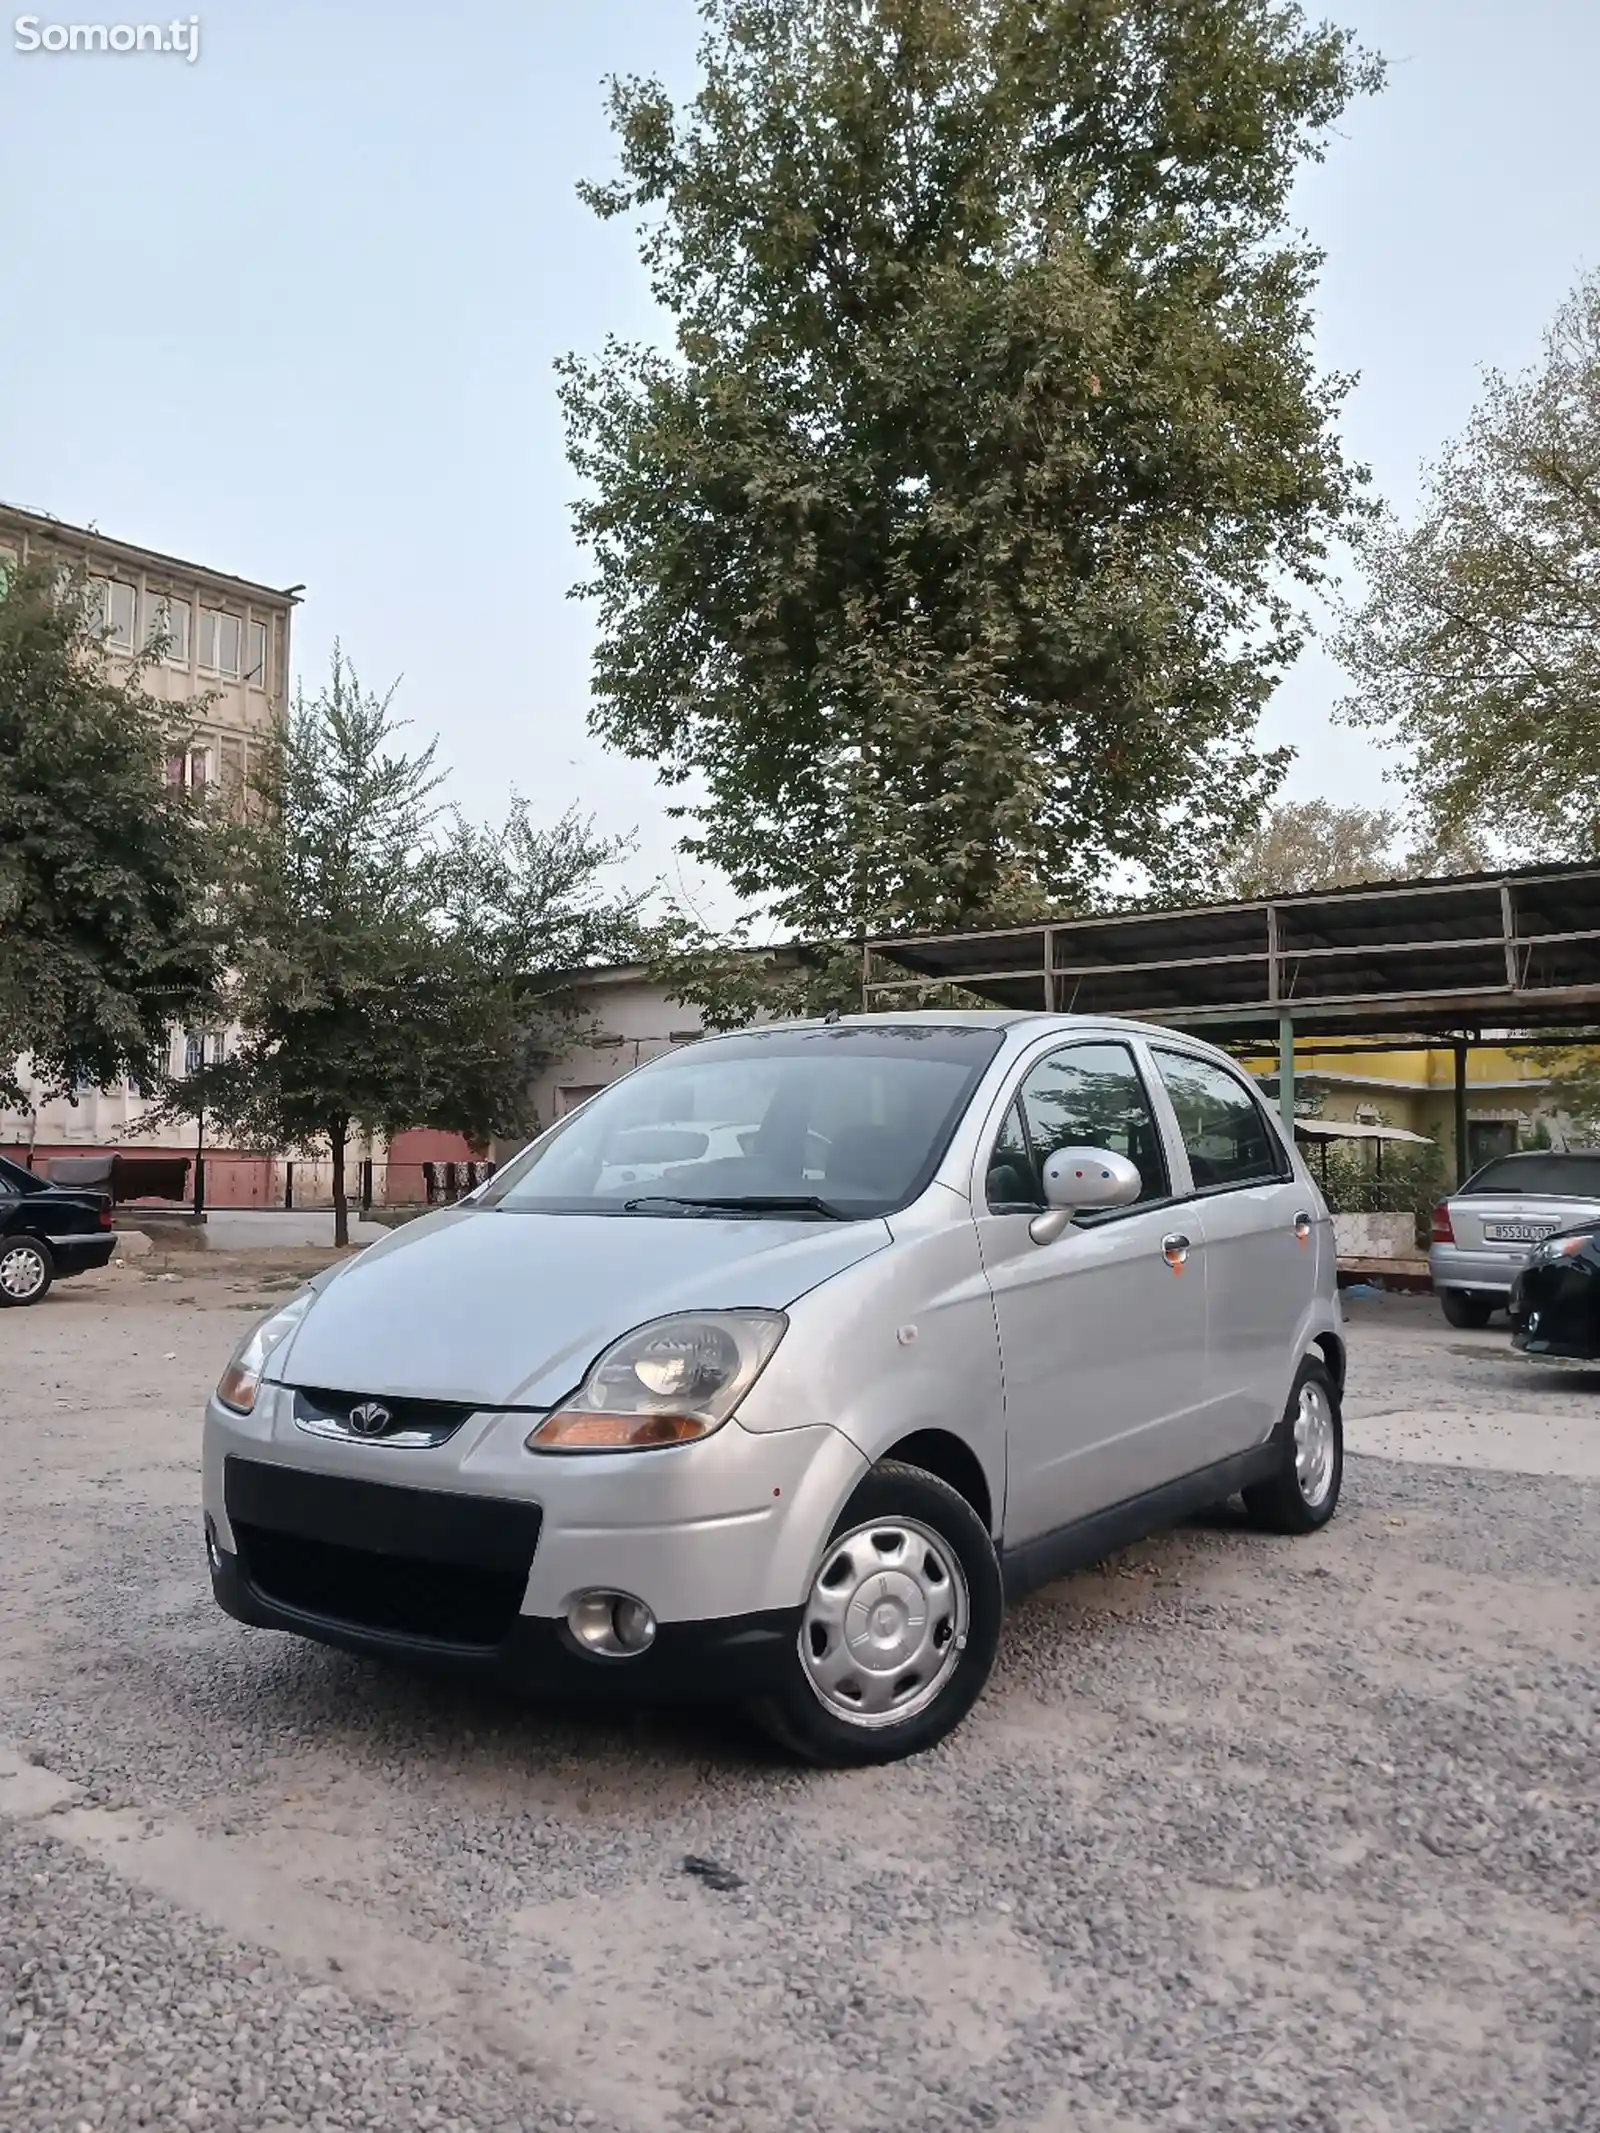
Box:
[0,1154,117,1306]
[1510,1219,1600,1362]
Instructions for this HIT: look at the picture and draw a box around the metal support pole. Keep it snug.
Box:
[192,1107,206,1220]
[1453,1037,1470,1185]
[1277,1012,1296,1135]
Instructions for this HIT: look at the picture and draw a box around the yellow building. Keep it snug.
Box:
[1245,1039,1563,1177]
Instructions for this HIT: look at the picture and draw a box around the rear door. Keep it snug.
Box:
[1146,1045,1318,1448]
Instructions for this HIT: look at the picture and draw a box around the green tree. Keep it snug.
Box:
[1335,267,1600,859]
[1513,1035,1600,1143]
[175,652,645,1243]
[561,0,1381,943]
[0,558,219,1110]
[427,801,650,1137]
[1213,797,1492,900]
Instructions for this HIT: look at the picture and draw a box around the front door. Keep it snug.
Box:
[1147,1046,1320,1447]
[973,1038,1209,1547]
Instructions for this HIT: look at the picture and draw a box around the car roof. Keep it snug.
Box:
[737,1010,1196,1036]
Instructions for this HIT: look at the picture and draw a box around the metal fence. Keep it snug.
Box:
[20,1154,498,1216]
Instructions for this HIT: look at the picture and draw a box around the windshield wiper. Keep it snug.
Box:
[621,1193,851,1220]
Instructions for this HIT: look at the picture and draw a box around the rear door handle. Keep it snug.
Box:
[1292,1208,1314,1246]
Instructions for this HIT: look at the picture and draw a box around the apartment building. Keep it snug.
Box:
[0,502,299,1201]
[0,499,296,796]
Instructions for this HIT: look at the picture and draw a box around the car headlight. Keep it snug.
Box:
[1538,1235,1589,1262]
[525,1310,787,1453]
[215,1290,314,1414]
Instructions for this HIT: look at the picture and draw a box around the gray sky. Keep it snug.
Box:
[2,0,1596,925]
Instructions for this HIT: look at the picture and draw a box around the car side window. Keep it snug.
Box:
[1152,1050,1289,1191]
[985,1042,1171,1213]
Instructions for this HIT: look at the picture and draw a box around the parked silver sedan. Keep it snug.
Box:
[1429,1149,1600,1326]
[203,1013,1345,1766]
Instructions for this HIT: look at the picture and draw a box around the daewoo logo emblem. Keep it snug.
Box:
[346,1400,392,1438]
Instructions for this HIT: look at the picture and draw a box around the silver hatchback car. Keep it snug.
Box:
[1429,1149,1600,1326]
[203,1013,1345,1765]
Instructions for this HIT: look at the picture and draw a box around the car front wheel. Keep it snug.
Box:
[1243,1355,1343,1535]
[751,1460,1003,1767]
[0,1237,54,1307]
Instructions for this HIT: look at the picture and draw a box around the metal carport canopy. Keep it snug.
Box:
[863,862,1600,1038]
[862,861,1600,1164]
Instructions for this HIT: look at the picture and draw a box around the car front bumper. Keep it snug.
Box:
[1509,1261,1600,1361]
[202,1387,866,1695]
[207,1526,801,1699]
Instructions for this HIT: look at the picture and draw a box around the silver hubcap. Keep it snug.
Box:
[0,1245,46,1300]
[1294,1381,1337,1507]
[800,1518,969,1729]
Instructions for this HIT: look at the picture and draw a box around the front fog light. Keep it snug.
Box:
[566,1591,657,1658]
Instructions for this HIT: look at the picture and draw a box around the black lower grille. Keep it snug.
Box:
[223,1458,542,1650]
[234,1524,527,1646]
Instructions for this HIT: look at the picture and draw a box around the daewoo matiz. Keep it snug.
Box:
[203,1013,1345,1765]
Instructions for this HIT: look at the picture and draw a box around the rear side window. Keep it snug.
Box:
[1464,1154,1600,1197]
[1152,1050,1289,1191]
[986,1042,1170,1211]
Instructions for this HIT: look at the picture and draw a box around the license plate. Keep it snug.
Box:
[1484,1222,1554,1244]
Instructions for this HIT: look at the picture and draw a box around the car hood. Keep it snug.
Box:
[271,1205,892,1408]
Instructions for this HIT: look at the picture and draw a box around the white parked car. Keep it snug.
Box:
[204,1013,1344,1765]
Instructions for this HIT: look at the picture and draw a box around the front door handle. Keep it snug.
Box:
[1161,1231,1192,1270]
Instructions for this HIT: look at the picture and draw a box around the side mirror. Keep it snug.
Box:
[1029,1146,1143,1246]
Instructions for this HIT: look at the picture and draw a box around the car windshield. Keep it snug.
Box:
[484,1023,1007,1218]
[1463,1153,1600,1198]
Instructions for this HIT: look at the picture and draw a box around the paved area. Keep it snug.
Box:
[2,1272,1595,2132]
[184,1211,393,1251]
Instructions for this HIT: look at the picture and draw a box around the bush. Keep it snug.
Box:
[1307,1143,1447,1239]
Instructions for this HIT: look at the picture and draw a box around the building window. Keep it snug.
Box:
[165,750,213,791]
[87,575,137,650]
[181,1031,225,1074]
[197,606,242,676]
[220,737,245,789]
[144,591,191,665]
[246,618,269,688]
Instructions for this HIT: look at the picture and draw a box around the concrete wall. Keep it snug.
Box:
[525,971,709,1135]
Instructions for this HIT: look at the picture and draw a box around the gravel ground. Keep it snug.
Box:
[2,1271,1595,2132]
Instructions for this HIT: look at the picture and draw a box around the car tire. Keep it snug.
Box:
[0,1236,54,1308]
[750,1460,1003,1768]
[1242,1355,1343,1535]
[1440,1288,1494,1329]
